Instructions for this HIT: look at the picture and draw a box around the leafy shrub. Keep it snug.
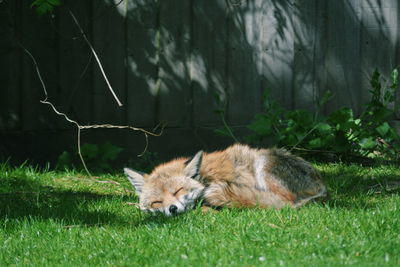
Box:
[56,142,124,172]
[247,68,400,160]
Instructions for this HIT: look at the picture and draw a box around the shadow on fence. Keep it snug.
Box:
[0,0,398,164]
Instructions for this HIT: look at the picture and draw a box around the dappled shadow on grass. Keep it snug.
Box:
[0,173,191,230]
[0,173,142,229]
[0,189,132,226]
[319,165,400,210]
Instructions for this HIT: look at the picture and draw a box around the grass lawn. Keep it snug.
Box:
[0,162,399,266]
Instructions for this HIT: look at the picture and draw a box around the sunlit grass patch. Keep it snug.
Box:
[0,163,399,266]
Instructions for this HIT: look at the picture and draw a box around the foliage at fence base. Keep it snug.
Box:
[246,68,400,161]
[56,142,161,173]
[56,142,124,173]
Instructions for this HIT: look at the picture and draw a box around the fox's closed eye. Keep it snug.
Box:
[174,187,184,196]
[151,200,163,208]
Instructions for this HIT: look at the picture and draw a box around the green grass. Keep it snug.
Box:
[1,162,400,266]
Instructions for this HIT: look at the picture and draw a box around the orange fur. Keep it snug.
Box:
[125,144,327,215]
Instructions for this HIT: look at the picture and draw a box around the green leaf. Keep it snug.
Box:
[370,69,381,92]
[359,137,377,150]
[248,116,274,136]
[99,142,123,161]
[294,131,306,142]
[80,143,99,160]
[369,106,393,122]
[281,135,297,147]
[308,138,323,149]
[56,151,71,169]
[318,90,333,108]
[328,108,356,131]
[213,91,223,105]
[315,123,332,135]
[376,122,390,137]
[31,0,43,7]
[31,0,61,15]
[285,110,314,128]
[328,108,353,124]
[391,68,399,86]
[48,0,61,5]
[36,3,52,15]
[384,90,395,103]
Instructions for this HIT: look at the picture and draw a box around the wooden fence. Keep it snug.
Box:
[0,0,399,163]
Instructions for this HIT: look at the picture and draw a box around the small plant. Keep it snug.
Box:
[247,68,400,160]
[213,90,240,142]
[31,0,61,15]
[56,142,124,172]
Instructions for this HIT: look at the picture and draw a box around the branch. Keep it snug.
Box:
[219,113,240,143]
[68,8,123,107]
[18,42,165,176]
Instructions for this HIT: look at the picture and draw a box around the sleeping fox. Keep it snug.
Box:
[124,144,327,216]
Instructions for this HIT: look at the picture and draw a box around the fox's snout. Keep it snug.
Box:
[169,204,178,215]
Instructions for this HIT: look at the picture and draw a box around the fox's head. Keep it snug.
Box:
[124,151,205,216]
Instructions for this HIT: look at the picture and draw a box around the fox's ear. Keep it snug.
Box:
[124,168,145,195]
[184,151,203,180]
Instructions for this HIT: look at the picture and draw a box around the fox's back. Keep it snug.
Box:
[200,144,326,208]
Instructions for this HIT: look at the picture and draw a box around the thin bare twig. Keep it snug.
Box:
[63,223,104,229]
[289,125,319,152]
[126,202,140,207]
[68,8,123,107]
[96,180,121,185]
[291,147,335,154]
[220,113,240,143]
[66,53,93,109]
[18,42,165,176]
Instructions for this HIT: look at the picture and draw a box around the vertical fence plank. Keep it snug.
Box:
[322,0,363,114]
[126,0,158,127]
[0,0,21,130]
[292,0,318,110]
[59,1,94,127]
[342,0,362,115]
[360,0,398,114]
[192,0,228,127]
[260,1,294,109]
[158,0,192,127]
[92,0,126,125]
[312,0,328,114]
[20,0,59,131]
[226,0,264,126]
